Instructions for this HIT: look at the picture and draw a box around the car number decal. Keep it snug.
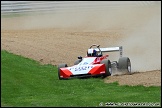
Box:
[69,65,94,71]
[68,65,94,75]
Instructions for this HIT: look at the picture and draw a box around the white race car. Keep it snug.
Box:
[58,44,131,80]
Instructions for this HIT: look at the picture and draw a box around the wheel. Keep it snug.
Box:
[118,57,131,73]
[74,59,82,65]
[101,59,112,77]
[58,63,68,80]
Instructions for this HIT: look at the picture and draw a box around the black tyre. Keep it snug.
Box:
[58,63,68,80]
[101,59,112,77]
[118,57,131,73]
[74,59,82,65]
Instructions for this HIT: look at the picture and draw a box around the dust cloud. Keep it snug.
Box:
[1,2,161,72]
[105,4,161,72]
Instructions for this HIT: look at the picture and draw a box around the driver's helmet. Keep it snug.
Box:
[87,49,97,57]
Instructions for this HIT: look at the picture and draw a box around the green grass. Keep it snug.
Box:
[1,12,32,18]
[1,11,56,18]
[1,50,161,107]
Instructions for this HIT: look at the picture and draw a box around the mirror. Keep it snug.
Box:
[78,56,82,59]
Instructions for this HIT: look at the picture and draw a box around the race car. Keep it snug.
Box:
[58,44,131,80]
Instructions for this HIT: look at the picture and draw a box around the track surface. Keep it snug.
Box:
[1,4,161,86]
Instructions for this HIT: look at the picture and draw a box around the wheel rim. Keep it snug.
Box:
[128,62,131,73]
[109,67,112,74]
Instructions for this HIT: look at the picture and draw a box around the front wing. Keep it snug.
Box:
[59,64,106,79]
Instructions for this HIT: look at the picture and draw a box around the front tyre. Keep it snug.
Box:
[101,59,112,77]
[74,59,82,65]
[58,63,68,80]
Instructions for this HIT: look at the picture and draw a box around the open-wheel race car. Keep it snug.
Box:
[58,44,131,80]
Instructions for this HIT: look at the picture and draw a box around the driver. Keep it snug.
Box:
[87,49,98,57]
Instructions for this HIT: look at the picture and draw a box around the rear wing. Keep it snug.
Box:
[94,46,123,57]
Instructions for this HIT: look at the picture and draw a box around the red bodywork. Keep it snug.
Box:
[59,55,109,79]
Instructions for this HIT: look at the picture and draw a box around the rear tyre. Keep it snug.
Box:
[101,59,112,77]
[118,57,131,74]
[74,59,82,65]
[58,63,68,80]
